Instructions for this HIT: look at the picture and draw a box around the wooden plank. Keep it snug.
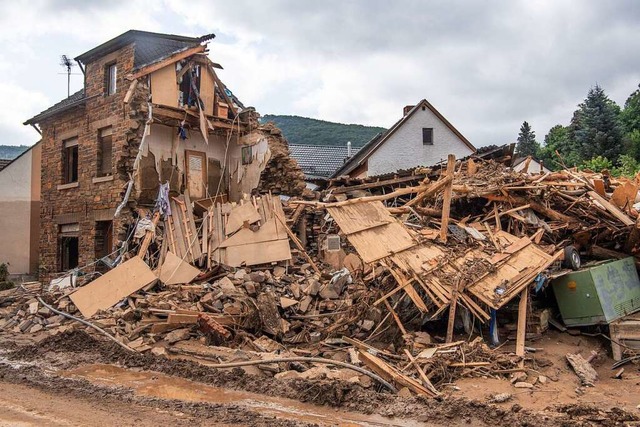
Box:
[346,221,416,263]
[330,174,427,194]
[137,212,160,258]
[384,299,407,335]
[219,218,286,248]
[326,202,392,235]
[225,202,262,236]
[439,154,455,242]
[158,251,201,285]
[588,191,634,226]
[223,239,291,267]
[182,192,203,259]
[274,212,320,274]
[516,286,528,359]
[208,64,237,116]
[123,79,138,104]
[129,45,206,80]
[386,264,428,313]
[150,65,179,107]
[167,313,199,324]
[358,351,434,397]
[69,257,157,318]
[403,349,440,396]
[446,277,461,343]
[611,180,638,209]
[593,179,606,197]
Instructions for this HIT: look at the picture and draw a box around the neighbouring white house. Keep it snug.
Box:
[332,99,476,178]
[512,156,551,175]
[0,142,41,276]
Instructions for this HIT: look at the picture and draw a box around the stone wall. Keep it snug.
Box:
[256,123,306,197]
[38,43,147,280]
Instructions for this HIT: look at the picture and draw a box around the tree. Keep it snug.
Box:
[515,121,540,157]
[568,84,624,164]
[621,84,640,134]
[538,125,572,169]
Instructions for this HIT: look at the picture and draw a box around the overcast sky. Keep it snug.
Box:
[1,0,639,147]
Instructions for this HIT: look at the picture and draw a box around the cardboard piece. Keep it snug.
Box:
[69,257,157,318]
[159,251,201,285]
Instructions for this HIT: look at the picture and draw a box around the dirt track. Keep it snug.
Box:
[1,329,638,426]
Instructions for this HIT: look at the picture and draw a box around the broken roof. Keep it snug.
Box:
[289,144,361,179]
[75,30,214,69]
[331,99,476,178]
[25,30,217,126]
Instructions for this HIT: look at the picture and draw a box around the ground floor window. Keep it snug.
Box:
[59,237,79,271]
[59,223,79,271]
[95,221,113,272]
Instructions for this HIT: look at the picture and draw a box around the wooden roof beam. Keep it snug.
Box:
[127,45,206,80]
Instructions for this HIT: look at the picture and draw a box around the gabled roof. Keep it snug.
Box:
[75,30,214,69]
[289,144,361,179]
[0,159,11,172]
[24,89,86,125]
[331,99,476,178]
[0,141,41,172]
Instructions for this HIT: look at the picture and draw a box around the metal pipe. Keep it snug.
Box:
[36,296,135,353]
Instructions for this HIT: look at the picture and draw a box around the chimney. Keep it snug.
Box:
[403,105,415,116]
[347,141,352,157]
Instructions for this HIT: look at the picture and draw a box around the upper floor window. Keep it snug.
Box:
[62,137,78,184]
[106,63,117,95]
[422,128,433,145]
[97,127,113,177]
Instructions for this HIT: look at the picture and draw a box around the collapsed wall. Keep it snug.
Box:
[256,122,307,197]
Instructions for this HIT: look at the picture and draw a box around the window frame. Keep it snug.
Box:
[422,128,434,145]
[62,137,79,184]
[97,127,113,177]
[106,62,117,95]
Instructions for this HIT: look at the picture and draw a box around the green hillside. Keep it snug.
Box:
[0,145,30,160]
[262,115,385,147]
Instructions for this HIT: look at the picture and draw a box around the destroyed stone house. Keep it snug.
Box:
[24,30,304,280]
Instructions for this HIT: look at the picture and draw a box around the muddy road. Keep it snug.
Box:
[0,330,638,426]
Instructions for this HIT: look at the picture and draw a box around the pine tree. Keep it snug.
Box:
[568,85,623,164]
[515,121,540,157]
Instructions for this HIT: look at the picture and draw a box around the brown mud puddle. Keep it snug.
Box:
[63,364,425,426]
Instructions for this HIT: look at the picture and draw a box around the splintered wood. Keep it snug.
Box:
[209,194,292,267]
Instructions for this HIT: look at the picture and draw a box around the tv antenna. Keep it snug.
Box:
[60,55,76,98]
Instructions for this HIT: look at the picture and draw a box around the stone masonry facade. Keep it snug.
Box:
[38,43,147,280]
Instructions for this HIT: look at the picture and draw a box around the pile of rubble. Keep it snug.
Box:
[2,154,640,397]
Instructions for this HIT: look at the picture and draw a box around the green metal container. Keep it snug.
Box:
[551,257,640,326]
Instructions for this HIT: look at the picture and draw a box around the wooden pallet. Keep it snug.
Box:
[610,311,640,361]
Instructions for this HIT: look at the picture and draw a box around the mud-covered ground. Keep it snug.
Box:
[0,329,638,426]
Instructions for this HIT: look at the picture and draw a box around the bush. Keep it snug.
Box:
[613,154,640,178]
[580,156,613,173]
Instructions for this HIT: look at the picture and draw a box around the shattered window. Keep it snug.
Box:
[97,127,113,177]
[62,137,78,184]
